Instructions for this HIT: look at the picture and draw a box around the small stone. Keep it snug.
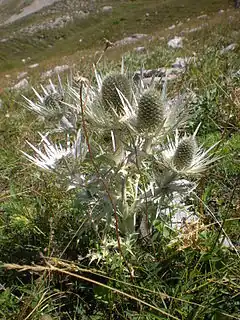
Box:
[220,236,235,249]
[220,43,237,54]
[168,36,183,49]
[54,65,69,73]
[181,23,208,35]
[41,69,54,79]
[29,63,39,69]
[168,24,176,30]
[197,14,208,19]
[172,57,194,69]
[102,6,112,13]
[12,78,29,90]
[234,70,240,77]
[17,71,28,79]
[134,46,146,53]
[219,9,224,14]
[115,34,148,46]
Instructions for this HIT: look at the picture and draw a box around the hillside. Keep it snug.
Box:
[0,0,232,74]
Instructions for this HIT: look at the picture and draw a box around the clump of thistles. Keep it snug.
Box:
[19,61,220,236]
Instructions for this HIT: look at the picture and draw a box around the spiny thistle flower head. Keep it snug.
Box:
[43,92,64,120]
[137,89,164,133]
[21,130,87,173]
[43,92,63,107]
[101,73,132,115]
[161,125,220,175]
[67,68,137,133]
[22,77,66,121]
[173,137,197,170]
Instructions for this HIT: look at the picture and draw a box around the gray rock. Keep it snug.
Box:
[134,67,185,87]
[41,69,54,79]
[218,9,224,14]
[102,6,112,13]
[134,46,146,53]
[181,26,201,34]
[220,43,237,54]
[115,34,148,46]
[17,71,28,79]
[12,78,29,90]
[134,68,166,80]
[168,36,183,49]
[54,64,69,73]
[197,14,208,19]
[172,57,194,69]
[168,24,176,30]
[220,236,235,250]
[41,65,70,79]
[181,23,208,35]
[233,70,240,77]
[29,63,39,69]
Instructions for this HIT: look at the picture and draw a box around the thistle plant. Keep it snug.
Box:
[20,61,219,239]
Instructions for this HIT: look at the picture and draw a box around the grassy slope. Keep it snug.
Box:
[0,0,230,73]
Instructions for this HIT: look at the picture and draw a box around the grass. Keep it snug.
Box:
[0,0,232,73]
[0,1,240,319]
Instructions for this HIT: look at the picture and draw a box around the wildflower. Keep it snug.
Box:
[161,125,220,175]
[101,73,132,115]
[21,130,87,175]
[67,67,138,135]
[173,137,197,170]
[22,77,66,120]
[137,89,164,133]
